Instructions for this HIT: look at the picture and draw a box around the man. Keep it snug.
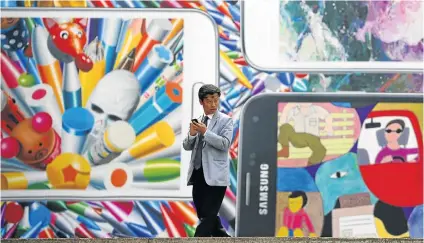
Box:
[182,84,233,237]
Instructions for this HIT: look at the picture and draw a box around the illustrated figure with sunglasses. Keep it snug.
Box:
[375,119,419,164]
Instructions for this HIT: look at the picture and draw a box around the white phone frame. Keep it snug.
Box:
[242,0,423,73]
[1,8,219,201]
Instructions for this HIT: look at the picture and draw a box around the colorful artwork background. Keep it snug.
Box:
[1,16,183,195]
[1,0,423,240]
[279,1,423,62]
[276,102,423,238]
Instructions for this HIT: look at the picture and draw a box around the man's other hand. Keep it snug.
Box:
[193,122,207,135]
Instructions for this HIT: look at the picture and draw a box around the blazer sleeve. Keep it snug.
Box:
[203,116,233,151]
[182,133,197,151]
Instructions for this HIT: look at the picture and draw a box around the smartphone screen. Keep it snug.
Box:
[274,101,422,237]
[279,0,423,63]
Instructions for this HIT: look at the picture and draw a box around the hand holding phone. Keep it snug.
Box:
[191,118,207,135]
[193,121,207,135]
[190,119,198,136]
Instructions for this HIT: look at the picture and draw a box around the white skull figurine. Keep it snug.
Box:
[86,70,140,132]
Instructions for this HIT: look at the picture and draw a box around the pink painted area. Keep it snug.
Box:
[32,89,47,100]
[278,102,287,113]
[277,103,361,167]
[112,202,134,216]
[50,212,57,225]
[356,1,423,46]
[278,160,308,168]
[225,187,236,202]
[278,155,345,168]
[100,201,134,222]
[0,50,22,89]
[283,208,315,233]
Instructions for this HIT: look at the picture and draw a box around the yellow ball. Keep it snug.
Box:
[46,153,91,189]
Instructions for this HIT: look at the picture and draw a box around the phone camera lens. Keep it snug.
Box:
[252,116,259,123]
[249,153,256,159]
[249,160,256,166]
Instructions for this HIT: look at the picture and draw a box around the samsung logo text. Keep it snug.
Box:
[259,164,269,215]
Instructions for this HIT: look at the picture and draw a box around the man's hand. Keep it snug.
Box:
[193,122,207,135]
[189,122,198,136]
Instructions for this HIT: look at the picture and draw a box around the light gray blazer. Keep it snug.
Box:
[183,111,234,187]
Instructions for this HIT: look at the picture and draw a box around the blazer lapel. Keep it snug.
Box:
[209,112,219,130]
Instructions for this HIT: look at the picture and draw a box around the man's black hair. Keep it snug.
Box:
[198,84,221,101]
[289,191,308,208]
[385,119,405,130]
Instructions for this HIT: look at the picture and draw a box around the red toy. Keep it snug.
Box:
[43,18,93,72]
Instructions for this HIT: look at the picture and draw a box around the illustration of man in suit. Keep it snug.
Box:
[183,84,234,237]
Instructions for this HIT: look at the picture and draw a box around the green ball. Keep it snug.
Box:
[18,73,36,87]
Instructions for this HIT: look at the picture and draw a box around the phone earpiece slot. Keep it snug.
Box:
[245,172,251,206]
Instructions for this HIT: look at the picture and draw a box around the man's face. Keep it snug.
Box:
[200,93,219,115]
